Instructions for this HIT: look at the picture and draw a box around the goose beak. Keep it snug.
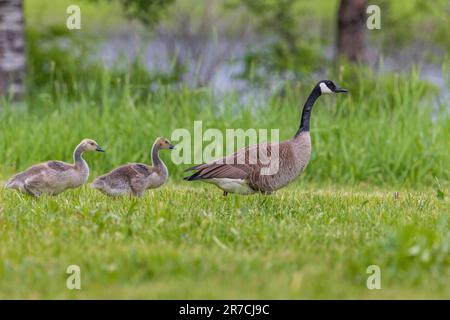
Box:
[335,87,348,93]
[96,146,105,152]
[169,144,175,150]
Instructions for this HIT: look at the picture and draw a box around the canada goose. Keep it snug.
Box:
[5,139,105,196]
[91,137,174,197]
[184,80,347,195]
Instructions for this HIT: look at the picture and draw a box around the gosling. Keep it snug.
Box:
[5,139,105,196]
[91,137,174,197]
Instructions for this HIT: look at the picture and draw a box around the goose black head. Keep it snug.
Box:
[317,80,348,95]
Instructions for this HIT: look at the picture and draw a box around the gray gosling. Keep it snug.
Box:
[184,80,348,196]
[91,137,174,197]
[5,139,105,196]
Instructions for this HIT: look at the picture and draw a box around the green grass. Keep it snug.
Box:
[0,72,449,298]
[25,0,130,33]
[1,29,449,298]
[1,65,449,186]
[1,0,445,301]
[0,184,448,299]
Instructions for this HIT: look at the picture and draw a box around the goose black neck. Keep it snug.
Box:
[295,86,321,136]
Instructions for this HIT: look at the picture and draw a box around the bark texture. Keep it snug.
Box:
[337,0,367,62]
[0,0,25,99]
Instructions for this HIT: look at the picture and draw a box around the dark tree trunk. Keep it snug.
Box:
[0,0,26,99]
[337,0,367,62]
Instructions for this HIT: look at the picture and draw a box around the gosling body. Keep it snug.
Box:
[5,139,104,196]
[91,137,174,197]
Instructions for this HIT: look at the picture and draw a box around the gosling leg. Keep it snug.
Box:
[223,191,228,197]
[23,183,40,197]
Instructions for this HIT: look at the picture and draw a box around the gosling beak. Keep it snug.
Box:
[334,87,348,93]
[96,146,105,152]
[169,144,175,150]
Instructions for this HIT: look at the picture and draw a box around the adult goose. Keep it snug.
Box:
[184,80,347,195]
[5,139,105,196]
[91,137,174,197]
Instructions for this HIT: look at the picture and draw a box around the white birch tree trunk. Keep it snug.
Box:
[0,0,25,99]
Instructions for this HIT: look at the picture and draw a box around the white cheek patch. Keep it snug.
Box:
[319,82,333,94]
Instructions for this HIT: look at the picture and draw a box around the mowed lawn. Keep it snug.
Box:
[0,183,448,299]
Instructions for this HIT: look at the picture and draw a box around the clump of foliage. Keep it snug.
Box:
[26,26,184,101]
[2,60,449,187]
[375,0,450,54]
[227,0,328,85]
[97,0,175,26]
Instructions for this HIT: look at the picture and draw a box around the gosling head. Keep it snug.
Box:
[79,139,105,152]
[317,80,348,95]
[155,137,175,150]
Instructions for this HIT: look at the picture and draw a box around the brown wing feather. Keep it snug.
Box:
[185,135,312,193]
[195,164,250,179]
[185,143,276,181]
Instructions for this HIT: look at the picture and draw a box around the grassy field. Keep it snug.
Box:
[1,1,449,298]
[0,62,449,298]
[0,184,448,299]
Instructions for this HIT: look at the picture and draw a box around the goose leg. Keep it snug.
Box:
[23,183,40,197]
[223,191,228,196]
[130,186,144,198]
[23,176,49,197]
[132,191,144,198]
[130,180,145,198]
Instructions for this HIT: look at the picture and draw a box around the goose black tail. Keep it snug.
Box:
[183,171,202,181]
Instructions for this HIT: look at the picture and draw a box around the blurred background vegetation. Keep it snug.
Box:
[1,1,449,300]
[0,0,449,188]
